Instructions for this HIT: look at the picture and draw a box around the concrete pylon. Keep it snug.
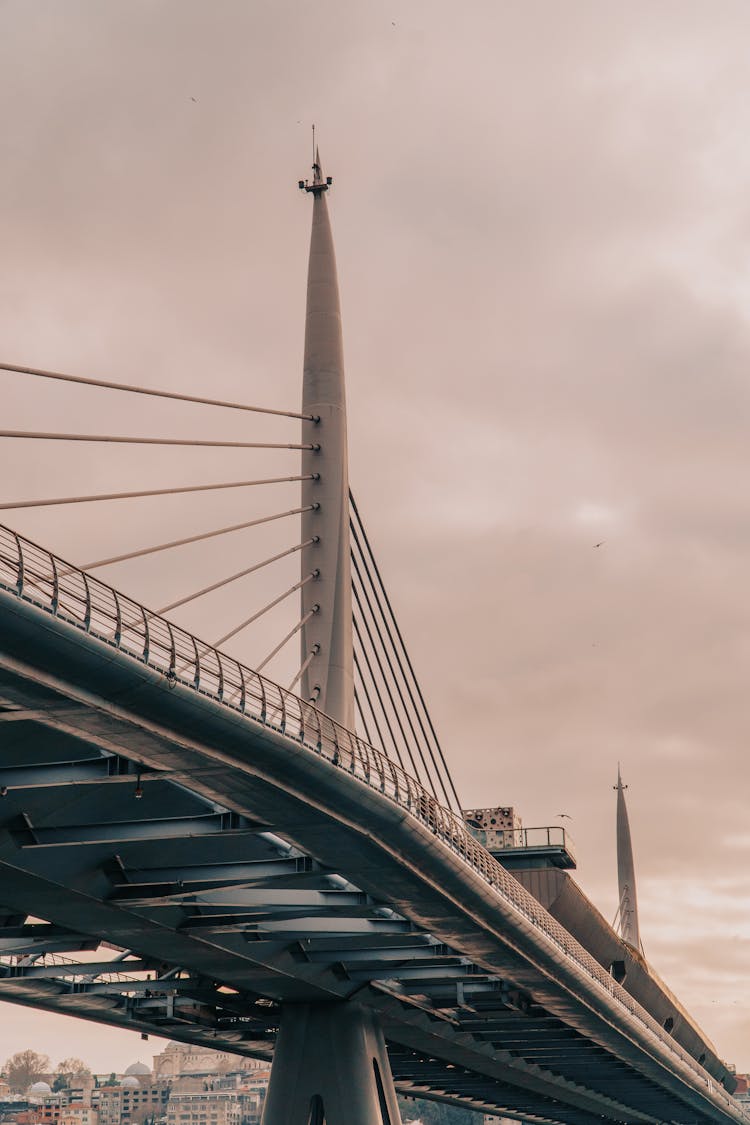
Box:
[264,161,401,1125]
[615,765,642,952]
[298,150,354,728]
[261,1002,402,1125]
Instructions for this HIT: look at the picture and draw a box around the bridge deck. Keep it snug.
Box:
[0,525,744,1125]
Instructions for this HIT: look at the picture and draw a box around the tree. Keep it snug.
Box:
[55,1059,91,1083]
[3,1050,52,1093]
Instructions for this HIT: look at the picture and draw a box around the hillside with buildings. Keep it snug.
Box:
[0,1044,269,1125]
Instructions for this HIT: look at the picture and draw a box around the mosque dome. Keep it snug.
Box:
[119,1076,141,1088]
[124,1063,151,1076]
[28,1082,52,1096]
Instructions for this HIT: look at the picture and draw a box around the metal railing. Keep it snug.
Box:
[0,523,740,1113]
[466,824,575,854]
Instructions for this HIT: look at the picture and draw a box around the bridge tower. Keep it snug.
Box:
[297,147,354,727]
[615,765,642,952]
[260,157,400,1125]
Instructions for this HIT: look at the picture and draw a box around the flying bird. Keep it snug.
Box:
[190,96,197,102]
[557,813,572,819]
[593,540,605,548]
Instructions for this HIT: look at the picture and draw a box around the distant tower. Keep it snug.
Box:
[615,765,642,952]
[298,148,354,727]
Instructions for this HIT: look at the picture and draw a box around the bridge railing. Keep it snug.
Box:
[464,824,574,852]
[0,523,736,1108]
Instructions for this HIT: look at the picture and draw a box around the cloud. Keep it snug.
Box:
[1,0,750,1072]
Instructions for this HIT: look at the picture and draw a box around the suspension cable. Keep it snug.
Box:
[0,430,318,451]
[213,572,318,648]
[172,574,319,685]
[352,556,442,799]
[0,361,317,422]
[352,607,407,773]
[81,506,317,571]
[288,643,320,692]
[0,474,318,511]
[353,682,375,747]
[257,607,319,673]
[158,539,318,615]
[353,649,389,759]
[349,491,462,811]
[352,533,451,809]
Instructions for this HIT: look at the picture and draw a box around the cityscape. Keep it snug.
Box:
[0,1044,472,1125]
[3,3,750,1124]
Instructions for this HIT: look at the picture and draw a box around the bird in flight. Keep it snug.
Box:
[593,540,605,548]
[557,813,572,819]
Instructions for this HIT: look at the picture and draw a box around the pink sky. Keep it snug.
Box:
[1,0,749,1074]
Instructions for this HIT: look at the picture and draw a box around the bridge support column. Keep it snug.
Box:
[262,1002,402,1125]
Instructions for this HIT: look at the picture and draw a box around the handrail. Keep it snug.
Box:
[0,522,740,1114]
[466,825,575,852]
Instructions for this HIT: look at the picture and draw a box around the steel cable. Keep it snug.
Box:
[257,606,318,673]
[0,361,317,421]
[0,475,318,511]
[352,583,417,778]
[213,572,318,649]
[349,490,462,811]
[353,682,374,747]
[288,643,320,693]
[353,650,388,757]
[0,429,318,451]
[81,506,318,571]
[352,617,407,772]
[352,552,443,801]
[158,539,318,615]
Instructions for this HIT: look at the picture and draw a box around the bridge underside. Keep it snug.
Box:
[0,588,740,1125]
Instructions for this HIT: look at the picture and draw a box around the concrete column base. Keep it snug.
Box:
[261,1001,402,1125]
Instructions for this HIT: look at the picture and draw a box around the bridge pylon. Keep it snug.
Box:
[615,764,642,952]
[298,148,354,728]
[261,158,401,1125]
[262,1002,401,1125]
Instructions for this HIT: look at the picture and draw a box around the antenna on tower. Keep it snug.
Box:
[298,131,333,195]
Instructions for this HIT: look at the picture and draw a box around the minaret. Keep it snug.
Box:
[615,765,642,952]
[298,150,354,728]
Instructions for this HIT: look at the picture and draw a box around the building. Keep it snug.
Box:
[463,805,523,849]
[153,1046,262,1082]
[166,1091,262,1125]
[66,1078,95,1104]
[733,1074,750,1104]
[93,1080,171,1125]
[16,1086,64,1125]
[59,1109,99,1125]
[15,1103,61,1125]
[121,1068,150,1085]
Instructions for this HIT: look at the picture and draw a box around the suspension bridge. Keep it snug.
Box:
[0,154,743,1125]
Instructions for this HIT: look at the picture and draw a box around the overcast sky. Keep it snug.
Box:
[1,0,750,1075]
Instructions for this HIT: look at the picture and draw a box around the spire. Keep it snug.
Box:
[615,765,642,952]
[297,148,354,727]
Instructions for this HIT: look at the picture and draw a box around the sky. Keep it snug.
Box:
[1,0,750,1074]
